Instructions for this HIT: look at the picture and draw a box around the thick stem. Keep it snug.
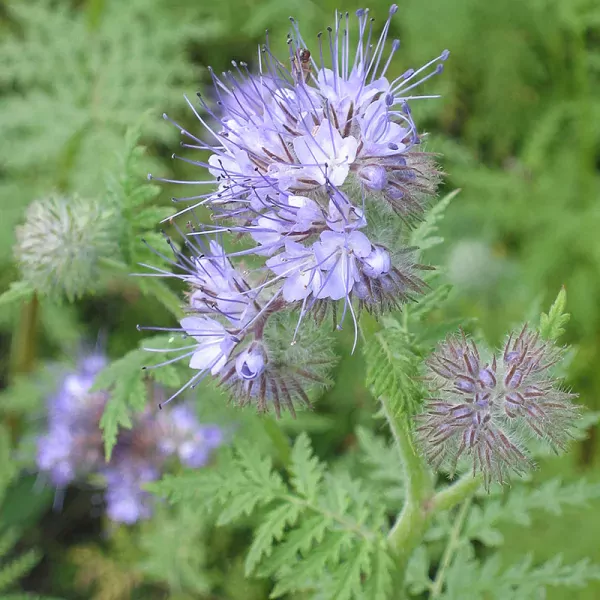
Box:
[383,395,433,558]
[10,293,39,376]
[381,394,481,590]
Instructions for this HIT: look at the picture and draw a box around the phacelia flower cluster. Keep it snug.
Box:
[145,5,445,412]
[36,353,223,523]
[417,326,579,486]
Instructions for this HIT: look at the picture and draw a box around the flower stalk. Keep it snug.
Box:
[380,388,481,583]
[384,394,433,558]
[10,293,39,376]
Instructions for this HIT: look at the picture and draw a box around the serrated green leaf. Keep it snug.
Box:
[405,545,431,595]
[289,433,325,502]
[362,541,394,600]
[539,287,570,340]
[465,478,600,547]
[410,189,460,251]
[356,427,404,509]
[135,206,175,229]
[245,503,303,576]
[260,515,330,578]
[270,531,351,598]
[364,317,423,415]
[217,492,269,526]
[324,541,373,600]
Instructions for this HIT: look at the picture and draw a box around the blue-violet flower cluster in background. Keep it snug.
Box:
[36,353,223,523]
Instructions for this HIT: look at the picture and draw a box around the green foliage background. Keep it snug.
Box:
[0,0,599,598]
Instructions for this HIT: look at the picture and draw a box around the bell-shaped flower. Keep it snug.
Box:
[180,316,236,375]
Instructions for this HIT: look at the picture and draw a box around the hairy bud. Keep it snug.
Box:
[14,194,120,300]
[417,326,579,486]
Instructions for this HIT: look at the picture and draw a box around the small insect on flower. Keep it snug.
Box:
[417,326,579,487]
[291,47,312,83]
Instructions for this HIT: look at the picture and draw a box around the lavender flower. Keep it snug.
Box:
[144,5,443,411]
[140,231,337,415]
[36,353,223,523]
[37,353,108,487]
[417,326,579,486]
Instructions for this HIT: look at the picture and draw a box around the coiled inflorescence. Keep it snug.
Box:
[36,353,223,523]
[417,326,579,486]
[144,5,446,412]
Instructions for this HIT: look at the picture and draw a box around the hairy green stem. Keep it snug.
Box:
[384,395,433,557]
[431,473,482,512]
[10,293,39,376]
[430,497,473,598]
[381,393,481,591]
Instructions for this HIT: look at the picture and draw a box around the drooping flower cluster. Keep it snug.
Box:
[141,231,337,414]
[145,5,445,412]
[417,326,579,486]
[36,353,223,523]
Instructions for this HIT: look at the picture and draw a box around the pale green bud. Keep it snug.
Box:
[14,194,120,301]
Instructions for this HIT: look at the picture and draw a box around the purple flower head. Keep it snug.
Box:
[145,5,445,411]
[37,352,224,523]
[37,354,107,486]
[417,326,579,486]
[151,6,444,218]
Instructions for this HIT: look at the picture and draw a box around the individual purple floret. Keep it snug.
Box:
[417,326,579,486]
[36,354,224,523]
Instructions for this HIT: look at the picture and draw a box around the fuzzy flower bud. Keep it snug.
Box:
[358,164,388,191]
[417,326,579,486]
[14,194,120,300]
[235,344,266,380]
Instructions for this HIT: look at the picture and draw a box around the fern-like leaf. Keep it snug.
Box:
[539,286,570,341]
[152,433,393,598]
[465,478,600,547]
[289,432,325,502]
[364,317,423,415]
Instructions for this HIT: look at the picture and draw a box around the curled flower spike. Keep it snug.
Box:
[138,227,337,415]
[417,326,579,487]
[145,5,444,410]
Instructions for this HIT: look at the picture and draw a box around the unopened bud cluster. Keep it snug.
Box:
[15,194,120,300]
[144,5,446,412]
[417,326,579,486]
